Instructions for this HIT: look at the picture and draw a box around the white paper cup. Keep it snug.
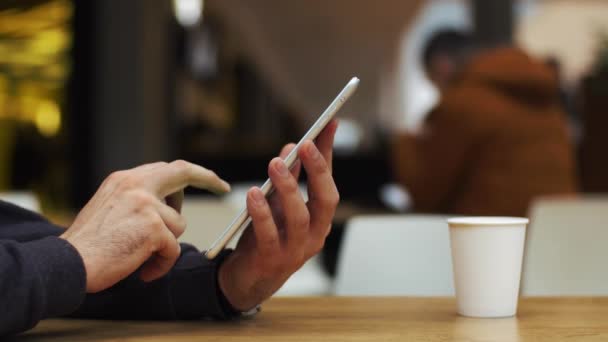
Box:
[447,217,529,318]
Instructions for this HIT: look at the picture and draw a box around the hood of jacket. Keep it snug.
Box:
[459,47,560,106]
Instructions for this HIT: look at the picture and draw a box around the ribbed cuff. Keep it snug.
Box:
[212,249,241,319]
[169,249,238,320]
[22,236,87,318]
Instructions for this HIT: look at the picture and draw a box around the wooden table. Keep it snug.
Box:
[16,297,608,341]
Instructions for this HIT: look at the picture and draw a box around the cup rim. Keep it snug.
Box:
[447,216,529,228]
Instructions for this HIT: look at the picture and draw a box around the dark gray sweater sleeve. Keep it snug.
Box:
[68,245,237,321]
[0,201,238,337]
[0,223,87,336]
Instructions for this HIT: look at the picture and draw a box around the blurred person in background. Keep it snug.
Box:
[0,121,340,336]
[392,30,578,217]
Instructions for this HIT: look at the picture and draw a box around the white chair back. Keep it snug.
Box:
[275,255,332,296]
[522,196,608,295]
[180,197,241,248]
[334,215,454,296]
[0,191,41,213]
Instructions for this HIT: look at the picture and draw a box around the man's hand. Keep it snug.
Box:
[218,120,340,311]
[61,161,230,293]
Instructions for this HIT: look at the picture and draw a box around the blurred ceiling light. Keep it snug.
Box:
[380,183,412,212]
[35,100,61,137]
[333,118,363,155]
[173,0,204,28]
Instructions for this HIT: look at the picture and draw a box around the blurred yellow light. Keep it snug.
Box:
[0,76,6,117]
[29,28,70,56]
[19,96,39,121]
[41,61,68,80]
[35,100,61,137]
[0,0,72,35]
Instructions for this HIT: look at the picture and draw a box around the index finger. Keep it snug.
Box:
[148,160,231,197]
[279,143,301,180]
[314,119,338,173]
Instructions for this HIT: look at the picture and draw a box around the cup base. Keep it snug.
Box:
[457,312,516,319]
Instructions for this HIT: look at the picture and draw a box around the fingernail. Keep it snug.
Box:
[251,188,265,206]
[275,160,289,177]
[308,143,320,160]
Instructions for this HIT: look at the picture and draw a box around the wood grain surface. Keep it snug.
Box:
[15,297,608,341]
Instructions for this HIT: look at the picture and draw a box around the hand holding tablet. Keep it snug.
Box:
[205,77,359,259]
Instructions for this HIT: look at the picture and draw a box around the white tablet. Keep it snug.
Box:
[205,77,360,259]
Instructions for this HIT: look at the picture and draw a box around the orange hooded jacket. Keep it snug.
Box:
[392,48,578,216]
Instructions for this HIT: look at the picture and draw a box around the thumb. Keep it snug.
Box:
[139,230,181,282]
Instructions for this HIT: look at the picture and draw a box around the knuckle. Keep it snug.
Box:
[137,210,164,239]
[173,219,187,236]
[120,173,143,190]
[177,215,187,230]
[276,260,293,275]
[320,187,339,208]
[311,154,329,173]
[312,239,326,256]
[208,170,219,180]
[294,210,311,228]
[202,168,219,182]
[281,143,296,155]
[130,190,155,209]
[107,170,126,183]
[290,252,307,270]
[262,235,279,252]
[330,189,340,208]
[149,161,169,170]
[281,177,299,193]
[145,161,167,168]
[171,159,190,172]
[172,158,188,166]
[267,162,276,178]
[150,216,165,234]
[171,242,182,259]
[324,223,334,239]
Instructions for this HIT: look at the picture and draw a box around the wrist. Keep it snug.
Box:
[60,233,94,292]
[218,253,259,312]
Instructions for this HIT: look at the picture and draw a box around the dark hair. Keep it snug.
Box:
[422,29,475,70]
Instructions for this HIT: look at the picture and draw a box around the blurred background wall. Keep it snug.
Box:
[0,0,607,214]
